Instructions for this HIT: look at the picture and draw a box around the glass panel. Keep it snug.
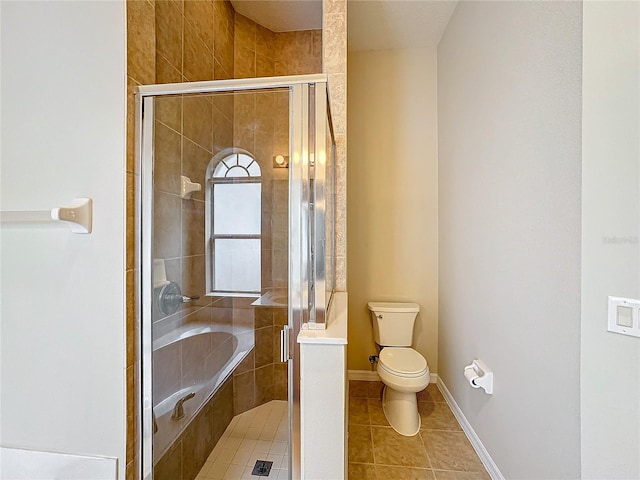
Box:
[248,162,260,176]
[214,239,261,292]
[147,86,291,480]
[325,111,336,309]
[213,161,227,178]
[238,153,253,168]
[213,183,261,235]
[226,165,249,177]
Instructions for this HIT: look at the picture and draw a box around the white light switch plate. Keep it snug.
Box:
[608,296,640,338]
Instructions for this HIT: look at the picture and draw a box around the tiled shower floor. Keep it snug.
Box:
[195,400,289,480]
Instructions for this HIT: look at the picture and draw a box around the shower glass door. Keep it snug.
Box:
[137,75,333,480]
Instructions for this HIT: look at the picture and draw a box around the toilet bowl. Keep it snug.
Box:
[368,301,429,436]
[377,347,430,436]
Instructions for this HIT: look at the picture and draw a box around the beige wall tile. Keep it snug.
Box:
[234,13,256,52]
[182,138,211,201]
[213,108,234,153]
[233,370,255,414]
[127,0,156,84]
[323,2,347,292]
[213,0,234,35]
[214,92,234,121]
[154,191,182,260]
[255,92,274,134]
[184,0,214,49]
[328,73,346,134]
[276,30,313,58]
[273,60,287,76]
[324,0,346,15]
[126,77,140,175]
[256,54,274,77]
[214,20,234,75]
[156,53,182,83]
[184,21,214,81]
[256,24,276,59]
[154,122,182,195]
[233,126,255,152]
[126,175,136,271]
[181,199,205,256]
[183,96,213,151]
[324,14,346,74]
[214,59,233,80]
[234,45,256,79]
[156,0,182,72]
[234,92,256,131]
[253,130,274,172]
[155,95,182,134]
[312,29,323,58]
[181,255,210,309]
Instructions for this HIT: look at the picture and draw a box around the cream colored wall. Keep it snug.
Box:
[347,48,438,372]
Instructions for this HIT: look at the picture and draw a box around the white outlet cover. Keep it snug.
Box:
[607,296,640,338]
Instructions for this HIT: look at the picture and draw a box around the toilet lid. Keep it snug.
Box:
[379,347,428,377]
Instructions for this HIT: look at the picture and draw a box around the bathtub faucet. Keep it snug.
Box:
[171,392,195,421]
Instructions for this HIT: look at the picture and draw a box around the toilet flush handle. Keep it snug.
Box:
[377,314,383,319]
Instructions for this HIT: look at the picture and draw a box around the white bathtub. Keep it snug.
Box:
[152,323,254,461]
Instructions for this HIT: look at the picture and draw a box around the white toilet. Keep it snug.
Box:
[368,301,430,436]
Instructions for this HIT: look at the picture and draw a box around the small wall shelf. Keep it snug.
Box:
[0,198,93,234]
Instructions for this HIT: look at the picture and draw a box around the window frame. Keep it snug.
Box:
[205,148,262,297]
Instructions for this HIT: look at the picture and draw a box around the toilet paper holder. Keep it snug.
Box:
[464,359,493,394]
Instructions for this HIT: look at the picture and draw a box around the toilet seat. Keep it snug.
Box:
[378,347,428,378]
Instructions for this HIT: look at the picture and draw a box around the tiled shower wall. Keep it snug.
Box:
[126,2,322,478]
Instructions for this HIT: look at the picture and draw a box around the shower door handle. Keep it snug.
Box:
[280,325,290,363]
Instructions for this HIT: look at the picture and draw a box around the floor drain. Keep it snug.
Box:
[251,460,273,477]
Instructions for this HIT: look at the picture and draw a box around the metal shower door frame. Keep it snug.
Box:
[135,74,328,480]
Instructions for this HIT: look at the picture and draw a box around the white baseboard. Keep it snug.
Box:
[437,378,505,480]
[347,370,439,384]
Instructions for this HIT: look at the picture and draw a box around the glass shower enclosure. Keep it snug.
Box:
[135,74,335,480]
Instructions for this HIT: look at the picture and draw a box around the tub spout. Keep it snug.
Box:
[171,392,195,421]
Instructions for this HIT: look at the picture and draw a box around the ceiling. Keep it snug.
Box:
[230,0,458,50]
[230,0,322,32]
[348,1,458,51]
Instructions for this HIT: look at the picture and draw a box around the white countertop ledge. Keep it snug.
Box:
[298,292,348,345]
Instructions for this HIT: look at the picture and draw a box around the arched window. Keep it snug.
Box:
[205,149,261,296]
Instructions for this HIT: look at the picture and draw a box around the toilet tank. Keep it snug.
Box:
[368,302,420,346]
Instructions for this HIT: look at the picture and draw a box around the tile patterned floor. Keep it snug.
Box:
[195,400,289,480]
[348,380,490,480]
